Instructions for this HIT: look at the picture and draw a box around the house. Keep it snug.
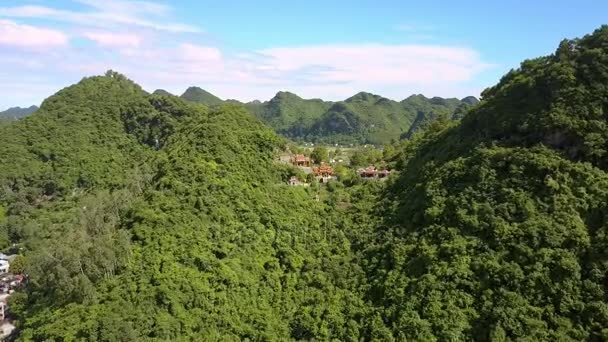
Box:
[359,166,377,178]
[313,163,335,183]
[288,176,301,186]
[358,166,391,180]
[0,261,8,274]
[291,154,311,167]
[313,163,334,178]
[288,176,309,187]
[378,169,391,178]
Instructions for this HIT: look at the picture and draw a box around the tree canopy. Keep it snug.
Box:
[2,26,608,341]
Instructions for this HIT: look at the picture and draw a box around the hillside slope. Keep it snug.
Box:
[244,91,332,138]
[0,105,38,121]
[1,73,365,341]
[180,86,224,106]
[360,25,608,340]
[249,91,475,144]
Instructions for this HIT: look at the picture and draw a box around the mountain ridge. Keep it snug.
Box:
[179,88,479,144]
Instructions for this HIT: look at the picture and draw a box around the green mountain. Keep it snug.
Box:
[152,89,174,96]
[180,86,224,106]
[401,95,477,138]
[244,91,332,138]
[245,91,475,145]
[3,26,608,342]
[461,95,480,105]
[358,25,608,340]
[0,105,38,120]
[0,71,364,340]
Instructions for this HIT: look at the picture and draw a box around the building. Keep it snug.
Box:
[313,163,335,183]
[313,163,334,178]
[291,154,311,167]
[358,166,377,178]
[378,169,391,178]
[0,261,8,274]
[358,166,391,180]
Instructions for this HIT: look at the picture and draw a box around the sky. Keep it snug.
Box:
[0,0,606,109]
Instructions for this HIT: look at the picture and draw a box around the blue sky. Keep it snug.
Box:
[0,0,606,109]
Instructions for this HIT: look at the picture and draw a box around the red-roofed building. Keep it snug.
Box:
[378,169,391,178]
[359,166,377,178]
[291,154,311,166]
[358,166,391,180]
[313,162,334,177]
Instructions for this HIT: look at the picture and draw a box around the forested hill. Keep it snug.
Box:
[0,70,366,340]
[242,91,476,144]
[0,105,38,121]
[3,26,608,341]
[171,86,477,144]
[152,89,173,96]
[360,25,608,340]
[180,86,224,106]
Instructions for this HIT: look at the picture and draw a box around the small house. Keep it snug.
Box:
[0,261,8,274]
[291,154,311,167]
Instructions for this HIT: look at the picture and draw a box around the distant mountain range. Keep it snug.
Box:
[13,87,479,145]
[175,88,479,144]
[0,105,38,120]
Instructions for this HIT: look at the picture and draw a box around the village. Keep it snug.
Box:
[0,253,24,339]
[280,144,392,186]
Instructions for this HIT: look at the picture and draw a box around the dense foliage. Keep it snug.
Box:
[1,73,367,340]
[248,91,475,145]
[361,25,608,340]
[0,105,38,121]
[180,86,224,106]
[180,88,475,145]
[2,26,608,341]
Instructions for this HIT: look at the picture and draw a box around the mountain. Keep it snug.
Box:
[401,95,478,138]
[4,26,608,341]
[0,105,38,120]
[358,25,608,340]
[180,86,223,106]
[245,91,475,145]
[244,91,332,138]
[0,71,363,340]
[152,89,173,96]
[461,95,480,105]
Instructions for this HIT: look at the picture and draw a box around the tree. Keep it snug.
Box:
[9,255,27,274]
[310,146,328,164]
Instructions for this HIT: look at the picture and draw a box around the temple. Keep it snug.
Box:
[358,166,391,180]
[313,162,334,177]
[291,154,311,167]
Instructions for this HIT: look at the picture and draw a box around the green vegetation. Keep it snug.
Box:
[359,25,608,340]
[180,86,224,106]
[0,105,38,121]
[310,146,329,163]
[250,91,475,145]
[245,91,332,139]
[180,88,476,145]
[152,89,174,96]
[2,26,608,341]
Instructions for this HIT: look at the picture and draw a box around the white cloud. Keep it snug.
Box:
[98,43,492,101]
[0,1,200,33]
[0,39,495,109]
[84,32,142,47]
[257,44,490,85]
[0,20,68,48]
[179,43,222,63]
